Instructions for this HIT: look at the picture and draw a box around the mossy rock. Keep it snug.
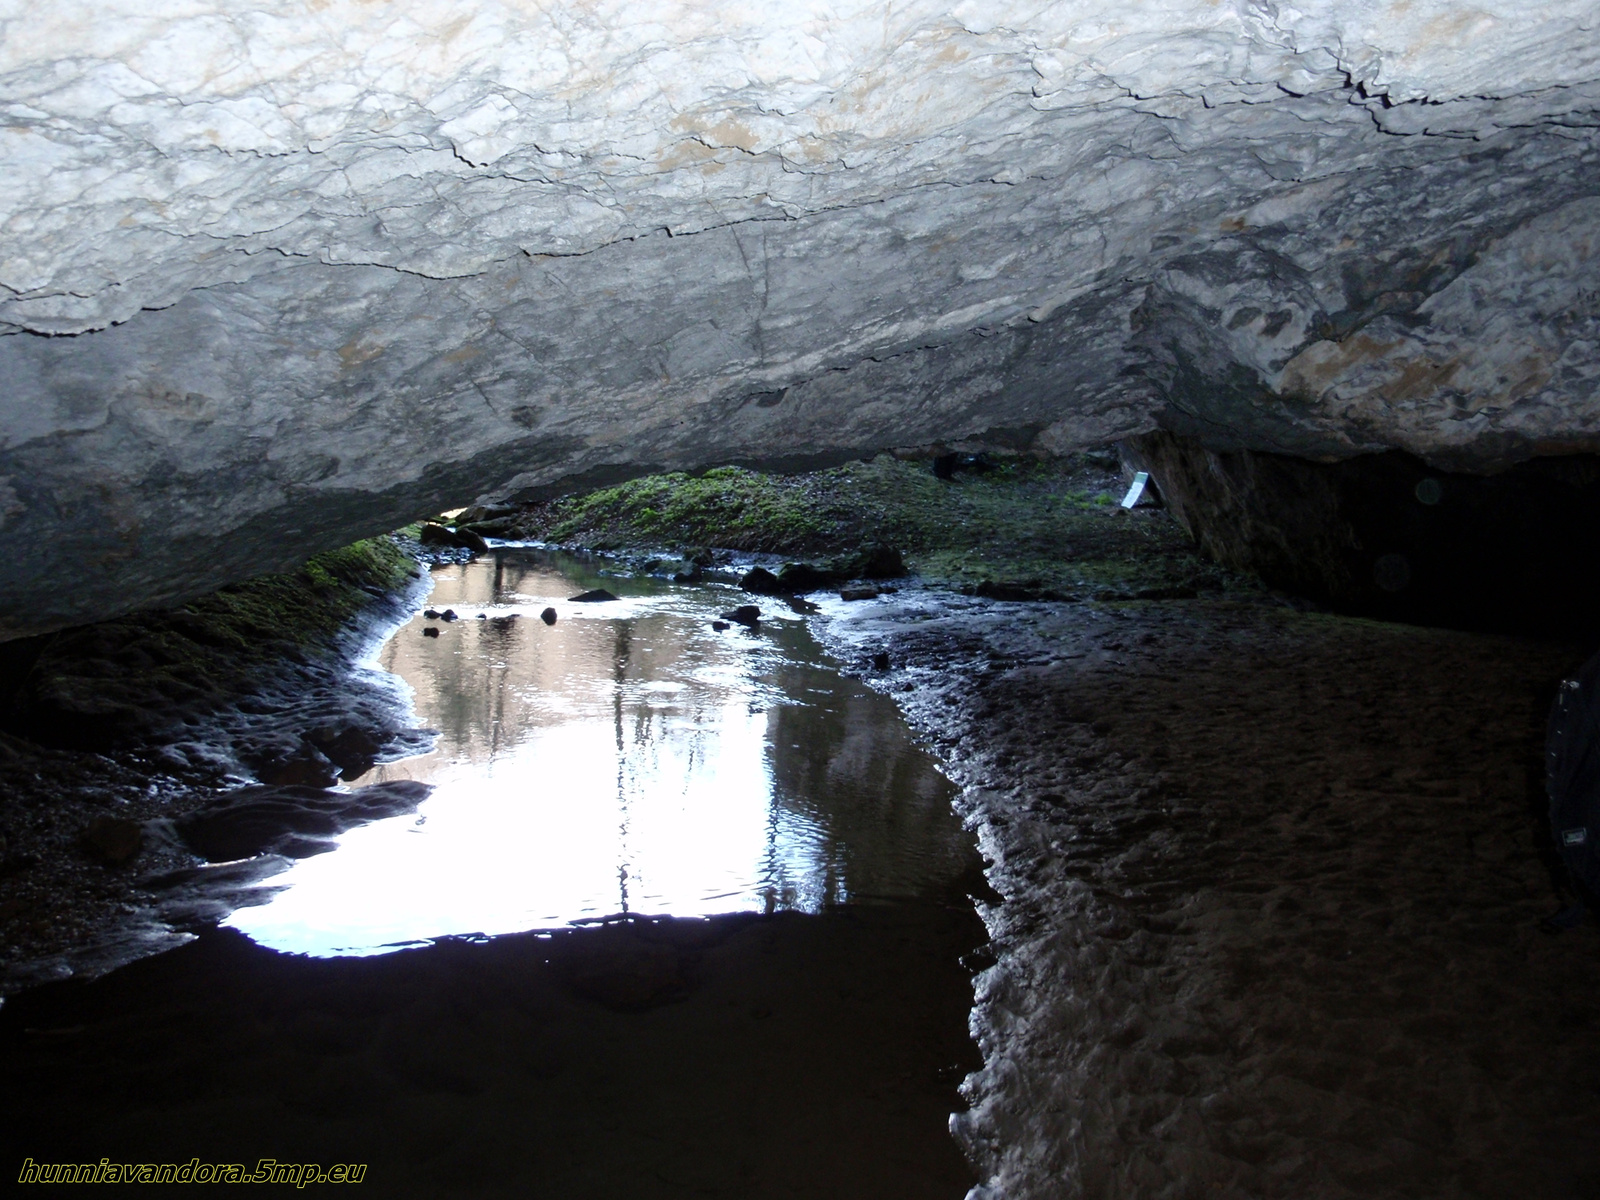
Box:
[510,455,1231,601]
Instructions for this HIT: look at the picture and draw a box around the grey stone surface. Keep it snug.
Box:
[3,2,1600,635]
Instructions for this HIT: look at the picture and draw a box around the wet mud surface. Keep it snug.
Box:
[1,904,983,1198]
[819,592,1600,1199]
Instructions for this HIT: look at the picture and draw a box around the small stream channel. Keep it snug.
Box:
[233,548,979,953]
[2,549,989,1198]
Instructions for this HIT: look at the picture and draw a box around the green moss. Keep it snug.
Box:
[4,537,417,745]
[513,455,1236,599]
[542,466,835,553]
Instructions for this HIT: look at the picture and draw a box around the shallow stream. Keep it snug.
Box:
[233,548,979,952]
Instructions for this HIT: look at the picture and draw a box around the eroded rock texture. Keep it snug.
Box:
[3,2,1600,635]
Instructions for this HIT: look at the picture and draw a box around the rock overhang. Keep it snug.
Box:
[2,1,1599,637]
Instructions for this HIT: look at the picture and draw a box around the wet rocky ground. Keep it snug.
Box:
[0,539,440,989]
[817,590,1600,1199]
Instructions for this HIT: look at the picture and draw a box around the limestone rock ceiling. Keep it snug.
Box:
[2,1,1599,636]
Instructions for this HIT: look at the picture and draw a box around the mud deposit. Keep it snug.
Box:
[819,594,1600,1199]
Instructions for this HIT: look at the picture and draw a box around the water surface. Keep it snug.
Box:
[229,549,977,955]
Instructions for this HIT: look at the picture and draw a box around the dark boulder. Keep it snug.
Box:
[739,567,782,594]
[249,738,343,787]
[852,544,907,580]
[776,562,838,592]
[540,607,558,625]
[568,589,620,603]
[721,605,761,628]
[419,522,488,553]
[306,724,386,781]
[452,527,491,554]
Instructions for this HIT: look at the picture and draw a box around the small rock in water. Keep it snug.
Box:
[711,620,730,631]
[540,607,558,625]
[476,612,486,619]
[872,651,891,671]
[423,608,442,619]
[721,605,761,628]
[81,816,142,864]
[839,586,880,602]
[440,608,459,621]
[422,627,440,638]
[785,595,820,614]
[568,588,620,603]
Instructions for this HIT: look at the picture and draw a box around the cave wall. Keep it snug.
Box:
[4,2,1600,637]
[1126,430,1600,636]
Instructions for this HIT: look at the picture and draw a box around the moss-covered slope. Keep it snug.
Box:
[498,455,1228,599]
[1,537,416,747]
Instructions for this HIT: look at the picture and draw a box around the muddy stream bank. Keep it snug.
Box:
[817,592,1600,1198]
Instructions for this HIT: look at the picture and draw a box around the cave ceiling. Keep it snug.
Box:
[2,1,1599,636]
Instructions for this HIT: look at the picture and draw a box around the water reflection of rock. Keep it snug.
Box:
[764,674,972,904]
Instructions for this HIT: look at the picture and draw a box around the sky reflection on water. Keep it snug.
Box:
[227,550,975,956]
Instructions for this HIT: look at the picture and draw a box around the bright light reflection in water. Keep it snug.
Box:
[227,549,975,956]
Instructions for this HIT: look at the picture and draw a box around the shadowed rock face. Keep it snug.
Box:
[3,2,1600,637]
[1125,430,1600,637]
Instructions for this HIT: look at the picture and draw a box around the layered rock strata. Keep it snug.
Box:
[4,2,1600,635]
